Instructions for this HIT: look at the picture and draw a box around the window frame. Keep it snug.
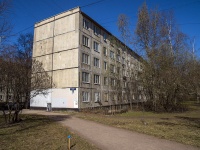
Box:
[82,35,89,47]
[93,41,99,52]
[110,64,115,73]
[83,18,89,30]
[94,92,100,102]
[82,53,89,65]
[103,47,107,56]
[82,91,90,102]
[94,74,100,84]
[82,72,90,83]
[110,51,115,59]
[94,57,100,68]
[93,25,99,36]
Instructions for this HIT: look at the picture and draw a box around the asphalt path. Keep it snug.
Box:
[23,110,199,150]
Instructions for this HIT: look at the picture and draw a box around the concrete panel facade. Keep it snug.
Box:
[54,15,76,36]
[35,21,54,42]
[53,32,79,52]
[53,49,79,70]
[35,54,52,71]
[33,38,53,57]
[53,69,79,88]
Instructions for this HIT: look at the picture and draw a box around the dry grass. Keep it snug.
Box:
[0,114,99,150]
[68,103,200,147]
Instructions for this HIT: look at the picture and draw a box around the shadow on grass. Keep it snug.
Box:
[156,121,177,126]
[175,116,200,128]
[0,114,71,136]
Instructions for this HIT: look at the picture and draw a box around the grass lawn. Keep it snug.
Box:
[0,114,99,150]
[68,102,200,147]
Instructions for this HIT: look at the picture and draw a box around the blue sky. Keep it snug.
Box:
[9,0,200,56]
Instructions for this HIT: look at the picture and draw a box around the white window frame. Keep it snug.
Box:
[94,25,99,35]
[94,74,100,84]
[110,51,114,59]
[82,72,90,83]
[94,92,100,102]
[82,53,89,65]
[94,57,100,68]
[93,41,99,52]
[110,64,115,73]
[117,54,120,62]
[103,47,107,56]
[82,91,90,102]
[83,18,89,30]
[111,78,115,86]
[83,35,89,47]
[103,33,107,42]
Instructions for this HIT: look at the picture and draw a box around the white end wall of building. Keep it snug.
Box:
[30,88,79,109]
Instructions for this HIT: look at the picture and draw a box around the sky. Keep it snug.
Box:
[8,0,200,56]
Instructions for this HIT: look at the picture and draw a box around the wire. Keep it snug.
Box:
[80,0,105,8]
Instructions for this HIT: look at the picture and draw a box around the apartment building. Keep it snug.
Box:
[30,7,142,110]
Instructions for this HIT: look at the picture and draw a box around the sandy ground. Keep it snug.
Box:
[22,109,199,150]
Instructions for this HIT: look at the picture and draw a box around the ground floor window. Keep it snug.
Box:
[94,92,100,102]
[104,93,108,102]
[82,91,90,102]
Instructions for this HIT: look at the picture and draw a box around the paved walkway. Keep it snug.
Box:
[23,110,199,150]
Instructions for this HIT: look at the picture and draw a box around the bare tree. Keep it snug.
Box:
[117,3,197,112]
[0,34,52,123]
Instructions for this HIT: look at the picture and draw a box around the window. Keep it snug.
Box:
[83,35,89,47]
[104,61,107,70]
[104,77,108,85]
[94,92,100,102]
[93,41,99,52]
[110,51,114,59]
[111,78,115,86]
[122,57,125,64]
[82,72,90,83]
[103,47,107,56]
[83,18,89,29]
[117,55,120,62]
[94,74,100,84]
[94,57,100,68]
[82,53,89,64]
[103,33,107,42]
[110,64,115,73]
[104,93,108,102]
[82,91,90,102]
[94,25,99,35]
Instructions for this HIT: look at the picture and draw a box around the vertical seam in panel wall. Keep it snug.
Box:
[78,11,81,110]
[51,16,55,107]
